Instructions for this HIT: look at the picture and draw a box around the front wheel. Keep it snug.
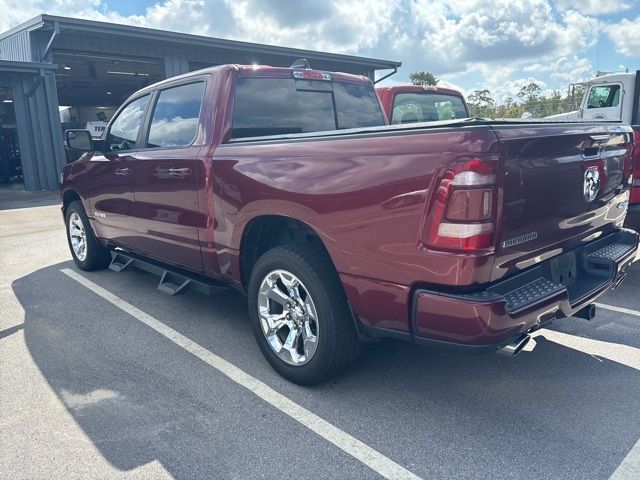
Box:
[65,200,111,271]
[248,244,360,385]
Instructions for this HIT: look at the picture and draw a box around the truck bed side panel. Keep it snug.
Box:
[210,127,499,331]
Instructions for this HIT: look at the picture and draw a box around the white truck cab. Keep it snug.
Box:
[547,70,640,124]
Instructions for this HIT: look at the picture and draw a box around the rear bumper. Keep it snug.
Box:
[411,229,639,350]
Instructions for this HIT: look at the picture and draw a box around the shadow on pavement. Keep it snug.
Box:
[13,262,640,480]
[0,184,60,210]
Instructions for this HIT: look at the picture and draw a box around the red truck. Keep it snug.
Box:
[376,84,469,124]
[61,63,639,385]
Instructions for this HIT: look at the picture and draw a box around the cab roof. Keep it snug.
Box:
[376,85,465,97]
[233,65,372,85]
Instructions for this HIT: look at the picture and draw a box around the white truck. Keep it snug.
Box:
[547,70,640,229]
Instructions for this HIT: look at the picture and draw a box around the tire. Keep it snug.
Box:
[248,243,360,385]
[65,200,111,271]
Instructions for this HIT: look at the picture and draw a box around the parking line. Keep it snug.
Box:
[595,302,640,318]
[609,438,640,480]
[531,329,640,371]
[60,268,422,480]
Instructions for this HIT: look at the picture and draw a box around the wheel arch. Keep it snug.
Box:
[61,188,83,214]
[238,214,334,289]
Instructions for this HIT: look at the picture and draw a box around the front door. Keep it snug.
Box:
[84,94,151,245]
[583,83,623,121]
[130,81,206,270]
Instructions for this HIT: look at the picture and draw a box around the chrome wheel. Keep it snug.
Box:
[257,269,319,366]
[68,211,87,261]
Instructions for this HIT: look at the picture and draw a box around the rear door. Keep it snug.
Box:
[84,94,151,244]
[493,123,634,277]
[129,80,206,270]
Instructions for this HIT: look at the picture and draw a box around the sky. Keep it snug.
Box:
[1,0,639,102]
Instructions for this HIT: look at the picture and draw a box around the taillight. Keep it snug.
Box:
[631,131,640,204]
[424,158,497,251]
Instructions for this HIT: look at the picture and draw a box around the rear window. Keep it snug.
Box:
[391,93,468,124]
[231,77,384,139]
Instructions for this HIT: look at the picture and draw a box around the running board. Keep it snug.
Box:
[108,250,227,296]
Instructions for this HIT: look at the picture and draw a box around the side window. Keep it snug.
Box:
[106,95,150,152]
[586,85,621,109]
[147,82,205,148]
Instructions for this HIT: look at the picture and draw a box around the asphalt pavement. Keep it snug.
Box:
[1,197,639,479]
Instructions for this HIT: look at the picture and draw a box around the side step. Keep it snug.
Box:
[109,250,228,296]
[109,253,134,272]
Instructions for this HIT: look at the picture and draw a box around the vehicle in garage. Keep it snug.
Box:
[376,84,469,124]
[60,63,639,384]
[546,70,640,230]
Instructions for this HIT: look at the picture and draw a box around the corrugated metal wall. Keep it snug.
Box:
[0,30,32,62]
[2,69,65,190]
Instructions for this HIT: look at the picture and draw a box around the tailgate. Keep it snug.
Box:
[492,123,634,280]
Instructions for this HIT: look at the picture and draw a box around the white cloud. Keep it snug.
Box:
[557,0,631,16]
[523,56,593,83]
[0,0,615,106]
[608,16,640,57]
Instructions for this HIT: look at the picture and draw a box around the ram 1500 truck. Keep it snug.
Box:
[61,64,639,385]
[376,84,469,124]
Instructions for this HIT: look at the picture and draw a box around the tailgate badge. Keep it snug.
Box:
[583,166,600,202]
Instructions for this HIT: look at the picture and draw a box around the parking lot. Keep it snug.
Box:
[1,196,639,480]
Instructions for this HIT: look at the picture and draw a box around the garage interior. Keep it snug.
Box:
[0,87,20,185]
[54,52,165,136]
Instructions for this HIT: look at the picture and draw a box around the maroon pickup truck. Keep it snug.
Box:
[61,64,639,385]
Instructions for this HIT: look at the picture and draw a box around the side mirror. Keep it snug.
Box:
[65,130,93,152]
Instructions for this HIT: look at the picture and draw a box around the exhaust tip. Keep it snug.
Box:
[496,334,531,357]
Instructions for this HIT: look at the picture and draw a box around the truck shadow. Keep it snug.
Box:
[13,262,640,480]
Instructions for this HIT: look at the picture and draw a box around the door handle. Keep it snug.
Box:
[115,167,130,176]
[168,167,191,178]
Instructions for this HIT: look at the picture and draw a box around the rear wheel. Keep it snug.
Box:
[248,244,360,385]
[65,200,111,271]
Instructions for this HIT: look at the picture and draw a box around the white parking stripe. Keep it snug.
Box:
[61,268,422,480]
[595,302,640,318]
[609,438,640,480]
[531,329,640,371]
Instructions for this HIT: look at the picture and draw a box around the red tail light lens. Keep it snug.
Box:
[425,158,497,251]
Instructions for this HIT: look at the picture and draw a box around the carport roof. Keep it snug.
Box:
[0,59,57,73]
[1,14,402,71]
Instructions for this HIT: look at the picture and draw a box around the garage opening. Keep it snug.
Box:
[0,87,22,187]
[53,52,164,143]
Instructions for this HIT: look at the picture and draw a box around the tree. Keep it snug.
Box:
[409,71,439,86]
[467,89,495,117]
[517,82,542,102]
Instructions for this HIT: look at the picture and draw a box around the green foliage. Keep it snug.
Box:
[467,81,583,119]
[407,73,583,119]
[409,71,439,86]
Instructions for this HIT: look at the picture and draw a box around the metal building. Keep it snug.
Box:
[0,14,401,191]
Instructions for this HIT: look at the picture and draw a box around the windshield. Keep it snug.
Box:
[231,77,385,139]
[391,92,468,124]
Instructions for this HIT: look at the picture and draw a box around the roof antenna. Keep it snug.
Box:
[290,58,311,69]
